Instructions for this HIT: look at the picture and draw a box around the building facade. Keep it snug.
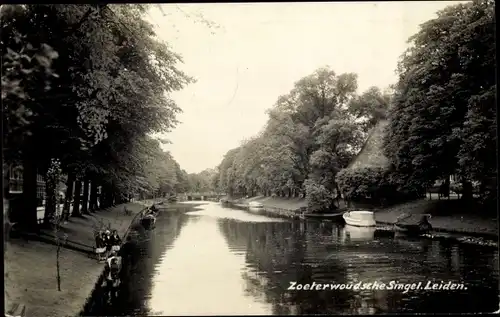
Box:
[8,165,46,205]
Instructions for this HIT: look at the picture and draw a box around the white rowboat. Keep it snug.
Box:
[248,201,264,209]
[342,210,376,227]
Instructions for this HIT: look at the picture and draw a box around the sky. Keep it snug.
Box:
[146,1,465,174]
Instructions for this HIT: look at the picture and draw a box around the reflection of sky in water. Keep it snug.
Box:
[148,215,274,315]
[184,201,285,223]
[131,202,498,315]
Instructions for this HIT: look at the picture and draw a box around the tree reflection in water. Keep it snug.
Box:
[218,218,499,314]
[218,219,357,315]
[83,206,190,316]
[121,213,189,316]
[85,203,499,315]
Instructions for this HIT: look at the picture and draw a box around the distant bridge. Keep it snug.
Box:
[182,192,226,201]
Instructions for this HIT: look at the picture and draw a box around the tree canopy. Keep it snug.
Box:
[213,0,496,211]
[2,4,194,227]
[383,0,496,202]
[214,66,390,211]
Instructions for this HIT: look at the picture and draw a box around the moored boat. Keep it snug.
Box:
[302,212,344,220]
[248,201,264,209]
[141,214,156,230]
[394,214,432,235]
[342,210,376,227]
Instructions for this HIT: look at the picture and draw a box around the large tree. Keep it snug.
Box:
[383,0,496,201]
[215,66,390,208]
[2,4,193,228]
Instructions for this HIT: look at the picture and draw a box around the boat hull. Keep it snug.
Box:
[248,202,264,208]
[141,217,156,230]
[394,223,432,235]
[342,212,376,227]
[303,213,344,220]
[248,207,264,214]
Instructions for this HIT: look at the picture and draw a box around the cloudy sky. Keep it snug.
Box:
[146,1,464,174]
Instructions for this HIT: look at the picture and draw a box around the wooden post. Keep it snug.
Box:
[81,178,90,214]
[71,180,82,217]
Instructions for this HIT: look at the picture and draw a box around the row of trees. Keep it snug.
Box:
[186,168,218,193]
[211,67,391,211]
[2,4,193,230]
[211,0,496,212]
[383,0,496,204]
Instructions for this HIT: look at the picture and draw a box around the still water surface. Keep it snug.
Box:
[85,201,499,315]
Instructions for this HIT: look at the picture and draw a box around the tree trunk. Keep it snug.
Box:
[445,177,451,200]
[81,178,90,214]
[102,184,112,208]
[71,180,82,217]
[329,199,336,211]
[100,187,106,208]
[22,157,38,231]
[56,244,62,291]
[89,181,98,212]
[461,180,473,201]
[4,163,11,243]
[44,177,56,226]
[110,190,115,206]
[62,173,74,221]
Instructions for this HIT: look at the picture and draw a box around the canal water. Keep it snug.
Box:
[83,201,499,315]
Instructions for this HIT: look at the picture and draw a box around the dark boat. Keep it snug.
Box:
[141,214,156,230]
[149,205,160,216]
[394,213,432,235]
[301,212,345,220]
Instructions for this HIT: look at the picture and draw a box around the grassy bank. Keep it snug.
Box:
[228,195,306,211]
[4,201,150,317]
[374,199,498,237]
[226,196,498,238]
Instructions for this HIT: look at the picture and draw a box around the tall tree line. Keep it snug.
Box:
[214,0,496,212]
[383,0,496,205]
[214,67,391,211]
[2,4,193,229]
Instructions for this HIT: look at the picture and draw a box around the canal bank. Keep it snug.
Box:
[79,201,500,315]
[223,196,305,219]
[80,202,200,316]
[224,197,498,239]
[4,201,155,317]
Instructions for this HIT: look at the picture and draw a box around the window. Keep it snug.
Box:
[9,165,23,180]
[9,180,23,193]
[9,165,23,193]
[37,180,46,207]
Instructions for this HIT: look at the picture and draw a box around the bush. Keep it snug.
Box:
[304,179,333,212]
[335,167,421,205]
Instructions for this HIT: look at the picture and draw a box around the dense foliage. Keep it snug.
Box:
[214,0,496,212]
[335,167,389,203]
[214,67,391,211]
[383,0,496,204]
[186,168,219,193]
[335,167,424,206]
[2,4,193,228]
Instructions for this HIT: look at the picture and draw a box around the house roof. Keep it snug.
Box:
[347,119,389,170]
